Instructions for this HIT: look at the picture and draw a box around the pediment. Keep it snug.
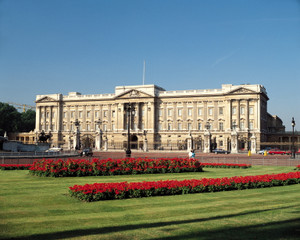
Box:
[36,96,57,103]
[115,89,153,99]
[227,87,257,95]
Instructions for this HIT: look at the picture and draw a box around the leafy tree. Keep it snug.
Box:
[19,109,36,132]
[0,103,20,136]
[0,102,36,135]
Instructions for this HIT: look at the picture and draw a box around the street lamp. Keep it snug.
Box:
[292,117,296,159]
[125,103,135,158]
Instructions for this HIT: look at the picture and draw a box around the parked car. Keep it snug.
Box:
[258,149,269,155]
[45,147,62,152]
[212,149,230,154]
[267,149,287,155]
[80,148,93,156]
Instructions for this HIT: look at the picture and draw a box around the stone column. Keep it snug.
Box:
[95,130,102,150]
[236,100,240,130]
[245,100,249,129]
[251,134,257,154]
[231,131,238,154]
[35,106,41,131]
[187,132,193,152]
[104,136,108,151]
[204,130,211,153]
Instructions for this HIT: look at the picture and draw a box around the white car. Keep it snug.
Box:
[45,147,62,152]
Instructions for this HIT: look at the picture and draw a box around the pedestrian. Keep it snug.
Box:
[189,149,195,159]
[191,150,195,159]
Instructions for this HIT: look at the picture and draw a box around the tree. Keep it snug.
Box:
[19,109,36,132]
[0,102,36,136]
[0,103,20,136]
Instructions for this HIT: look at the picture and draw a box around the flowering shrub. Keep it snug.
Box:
[295,165,300,170]
[29,158,203,177]
[0,164,33,170]
[69,172,300,202]
[201,163,251,168]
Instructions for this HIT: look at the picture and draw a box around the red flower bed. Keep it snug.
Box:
[69,172,300,201]
[0,164,33,170]
[29,158,204,177]
[295,165,300,170]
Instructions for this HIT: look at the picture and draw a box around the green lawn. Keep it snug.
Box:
[1,166,300,240]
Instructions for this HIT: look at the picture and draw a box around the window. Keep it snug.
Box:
[52,112,55,118]
[63,124,66,131]
[103,110,107,117]
[178,109,182,116]
[240,107,245,115]
[112,124,115,131]
[112,110,115,118]
[249,107,254,115]
[167,140,172,147]
[63,112,66,118]
[249,122,254,130]
[198,108,203,116]
[198,122,202,130]
[240,121,245,130]
[87,111,90,118]
[70,124,73,131]
[79,111,82,118]
[95,111,98,118]
[168,123,172,130]
[142,109,145,117]
[158,123,162,131]
[188,108,192,116]
[219,122,224,131]
[219,140,224,147]
[41,112,44,118]
[168,109,172,117]
[178,123,182,130]
[46,112,49,118]
[232,107,236,115]
[71,111,74,118]
[87,123,90,131]
[159,109,163,117]
[188,123,192,130]
[103,124,107,131]
[219,107,224,115]
[141,123,144,130]
[208,108,213,116]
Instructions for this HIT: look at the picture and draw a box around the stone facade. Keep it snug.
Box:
[34,84,271,152]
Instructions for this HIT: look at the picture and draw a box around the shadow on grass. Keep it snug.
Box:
[150,218,300,240]
[6,205,300,240]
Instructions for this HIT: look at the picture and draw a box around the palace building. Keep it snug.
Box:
[34,83,281,153]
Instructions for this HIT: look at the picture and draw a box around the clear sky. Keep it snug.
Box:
[0,0,299,130]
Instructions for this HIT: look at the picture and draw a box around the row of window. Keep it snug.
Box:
[158,106,254,117]
[42,105,254,120]
[158,121,254,131]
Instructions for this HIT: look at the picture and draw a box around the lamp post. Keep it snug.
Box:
[74,119,80,150]
[292,117,296,159]
[125,103,135,157]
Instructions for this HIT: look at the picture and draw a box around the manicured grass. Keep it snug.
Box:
[1,166,300,239]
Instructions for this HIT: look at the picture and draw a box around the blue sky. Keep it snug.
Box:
[0,0,299,130]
